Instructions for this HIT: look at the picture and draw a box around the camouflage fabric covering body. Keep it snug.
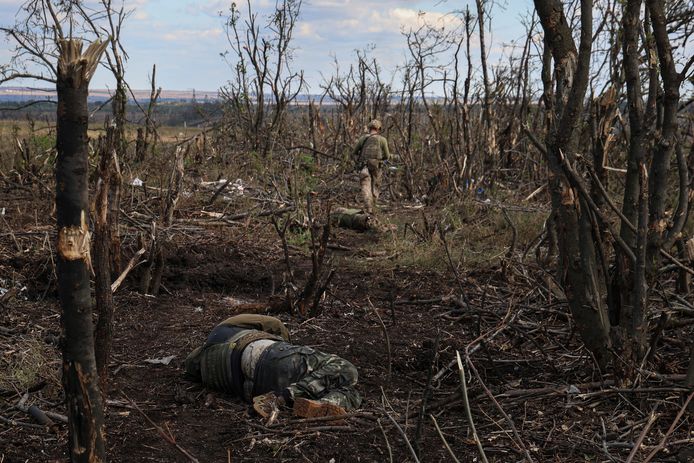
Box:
[255,342,361,409]
[184,314,361,410]
[330,207,371,231]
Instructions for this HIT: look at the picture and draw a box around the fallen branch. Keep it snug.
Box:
[457,351,489,463]
[642,391,694,463]
[413,332,441,456]
[0,414,45,429]
[122,392,200,463]
[383,408,420,463]
[433,303,521,382]
[368,298,392,382]
[225,205,295,222]
[381,387,420,463]
[378,418,394,463]
[625,411,659,463]
[430,414,460,463]
[111,247,146,293]
[466,355,535,462]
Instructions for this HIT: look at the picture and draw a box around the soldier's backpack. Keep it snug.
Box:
[359,135,382,165]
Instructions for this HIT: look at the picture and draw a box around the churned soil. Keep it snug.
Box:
[1,188,693,463]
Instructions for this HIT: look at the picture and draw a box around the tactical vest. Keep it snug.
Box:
[199,327,283,397]
[360,135,382,163]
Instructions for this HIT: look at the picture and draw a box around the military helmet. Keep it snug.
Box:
[367,119,382,131]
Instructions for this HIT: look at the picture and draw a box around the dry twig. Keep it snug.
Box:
[456,350,489,463]
[122,392,200,463]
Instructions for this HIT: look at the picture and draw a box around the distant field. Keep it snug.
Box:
[0,119,201,144]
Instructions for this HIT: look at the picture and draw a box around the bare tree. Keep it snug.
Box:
[533,0,693,379]
[220,0,305,156]
[533,0,612,367]
[56,35,109,463]
[74,0,130,391]
[2,1,120,458]
[475,0,497,177]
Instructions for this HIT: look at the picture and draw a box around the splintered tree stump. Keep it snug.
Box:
[56,38,109,463]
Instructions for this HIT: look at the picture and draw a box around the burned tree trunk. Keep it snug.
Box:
[94,127,121,393]
[55,38,108,462]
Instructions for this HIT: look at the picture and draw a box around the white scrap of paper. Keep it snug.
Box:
[144,355,176,365]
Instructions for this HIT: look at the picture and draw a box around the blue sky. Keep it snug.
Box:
[1,0,535,92]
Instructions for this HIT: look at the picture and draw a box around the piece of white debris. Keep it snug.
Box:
[193,306,203,313]
[567,385,580,394]
[231,178,245,195]
[130,177,144,187]
[144,355,176,365]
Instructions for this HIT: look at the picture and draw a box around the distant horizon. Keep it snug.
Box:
[0,85,449,102]
[0,85,221,98]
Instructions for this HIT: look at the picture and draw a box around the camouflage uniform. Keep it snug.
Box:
[352,120,390,214]
[184,315,361,410]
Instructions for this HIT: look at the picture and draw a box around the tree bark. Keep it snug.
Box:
[611,0,649,375]
[534,0,612,367]
[94,128,121,394]
[475,0,496,178]
[645,0,681,271]
[55,38,108,463]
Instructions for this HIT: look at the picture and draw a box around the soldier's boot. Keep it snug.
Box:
[293,398,347,418]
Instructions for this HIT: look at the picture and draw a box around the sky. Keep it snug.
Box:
[0,0,535,93]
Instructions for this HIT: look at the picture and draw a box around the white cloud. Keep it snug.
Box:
[161,28,223,42]
[297,22,321,40]
[311,6,461,38]
[368,8,459,34]
[133,10,149,21]
[185,0,227,17]
[307,0,349,6]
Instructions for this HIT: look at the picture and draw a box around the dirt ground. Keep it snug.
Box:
[1,178,693,463]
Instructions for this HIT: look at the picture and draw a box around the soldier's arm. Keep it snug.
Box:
[381,137,391,161]
[220,314,290,341]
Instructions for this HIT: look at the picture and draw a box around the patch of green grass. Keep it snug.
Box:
[287,228,311,248]
[31,133,55,152]
[340,199,547,274]
[0,336,58,392]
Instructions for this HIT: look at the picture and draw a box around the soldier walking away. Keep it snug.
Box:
[352,119,391,214]
[184,314,361,423]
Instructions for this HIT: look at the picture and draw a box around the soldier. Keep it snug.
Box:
[184,314,361,421]
[352,119,391,214]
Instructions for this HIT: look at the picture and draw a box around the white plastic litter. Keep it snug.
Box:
[231,178,245,195]
[144,355,176,365]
